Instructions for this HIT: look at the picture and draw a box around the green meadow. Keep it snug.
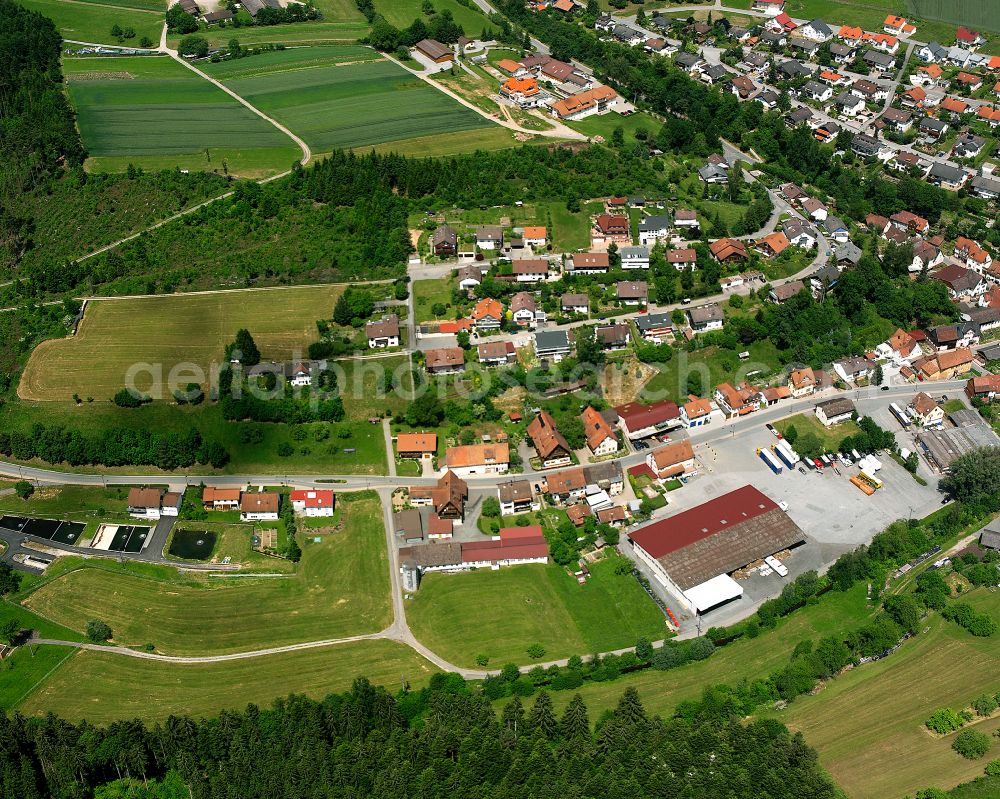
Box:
[19,0,163,45]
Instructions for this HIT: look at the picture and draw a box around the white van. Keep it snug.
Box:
[765,555,789,577]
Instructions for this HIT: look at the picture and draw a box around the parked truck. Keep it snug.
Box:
[757,447,783,474]
[774,439,800,468]
[850,474,876,495]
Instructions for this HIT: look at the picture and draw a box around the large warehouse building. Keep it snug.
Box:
[628,485,806,614]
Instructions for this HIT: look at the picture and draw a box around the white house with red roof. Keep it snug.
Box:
[290,489,335,517]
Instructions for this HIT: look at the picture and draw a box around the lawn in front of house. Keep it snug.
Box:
[413,278,457,322]
[775,413,861,452]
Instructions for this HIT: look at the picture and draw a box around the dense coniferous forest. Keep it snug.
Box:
[0,677,838,799]
[0,0,84,188]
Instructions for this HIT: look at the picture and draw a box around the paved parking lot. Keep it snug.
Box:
[625,411,945,631]
[693,426,942,553]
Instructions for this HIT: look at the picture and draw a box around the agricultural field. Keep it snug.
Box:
[63,56,301,178]
[768,589,1000,799]
[203,48,497,155]
[16,639,438,724]
[406,557,669,667]
[19,284,350,402]
[21,493,391,655]
[19,0,162,46]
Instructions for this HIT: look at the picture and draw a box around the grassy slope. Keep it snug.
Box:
[19,0,162,45]
[407,559,668,667]
[0,485,131,518]
[4,352,407,475]
[379,0,489,35]
[538,582,871,718]
[205,49,493,154]
[21,494,391,654]
[361,127,524,157]
[178,0,370,49]
[17,639,438,724]
[19,284,348,401]
[767,589,1000,799]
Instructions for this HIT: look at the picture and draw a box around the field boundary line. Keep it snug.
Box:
[76,278,391,301]
[8,646,77,709]
[213,55,384,80]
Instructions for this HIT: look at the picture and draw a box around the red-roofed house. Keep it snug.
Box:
[956,27,985,48]
[615,400,682,439]
[581,406,619,455]
[646,438,696,478]
[290,489,335,517]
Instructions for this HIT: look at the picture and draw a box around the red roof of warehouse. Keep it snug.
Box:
[629,485,777,558]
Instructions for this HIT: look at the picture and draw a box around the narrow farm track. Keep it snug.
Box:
[160,22,311,167]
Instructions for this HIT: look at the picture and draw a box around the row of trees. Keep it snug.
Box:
[0,424,228,470]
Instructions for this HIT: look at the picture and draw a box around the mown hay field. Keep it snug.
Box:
[19,284,346,401]
[17,639,436,724]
